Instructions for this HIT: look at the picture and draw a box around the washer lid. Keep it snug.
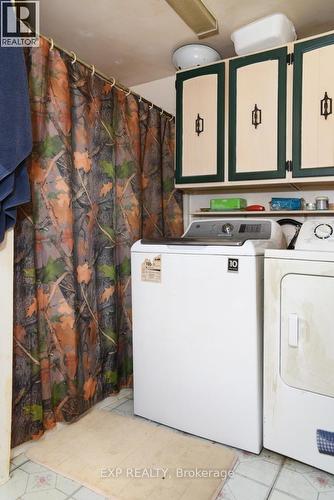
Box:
[133,218,284,255]
[142,218,273,246]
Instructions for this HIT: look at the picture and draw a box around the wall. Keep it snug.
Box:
[0,230,14,484]
[131,75,176,115]
[186,189,334,223]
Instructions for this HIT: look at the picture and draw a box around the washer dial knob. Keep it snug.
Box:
[222,223,234,235]
[314,223,333,239]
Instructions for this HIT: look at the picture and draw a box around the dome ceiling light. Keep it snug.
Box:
[172,44,221,70]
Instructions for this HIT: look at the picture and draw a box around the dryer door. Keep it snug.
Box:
[281,273,334,397]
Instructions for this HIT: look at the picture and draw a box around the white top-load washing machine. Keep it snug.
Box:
[264,218,334,474]
[131,218,284,453]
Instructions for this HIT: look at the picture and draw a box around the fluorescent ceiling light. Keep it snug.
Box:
[165,0,219,39]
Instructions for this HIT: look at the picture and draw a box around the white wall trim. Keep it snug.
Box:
[0,229,14,484]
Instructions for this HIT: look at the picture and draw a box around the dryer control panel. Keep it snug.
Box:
[295,218,334,251]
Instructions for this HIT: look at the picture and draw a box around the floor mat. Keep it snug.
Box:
[26,408,236,500]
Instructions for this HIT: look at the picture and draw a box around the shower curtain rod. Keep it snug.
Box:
[40,33,175,120]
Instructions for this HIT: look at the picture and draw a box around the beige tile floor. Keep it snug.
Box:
[3,389,334,500]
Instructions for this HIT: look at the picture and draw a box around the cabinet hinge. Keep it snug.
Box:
[285,160,293,172]
[286,53,294,65]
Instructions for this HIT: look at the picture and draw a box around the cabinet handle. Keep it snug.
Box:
[251,104,262,129]
[320,92,333,120]
[195,113,204,136]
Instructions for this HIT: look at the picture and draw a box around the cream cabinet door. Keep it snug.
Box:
[229,48,287,181]
[293,33,334,177]
[175,63,225,184]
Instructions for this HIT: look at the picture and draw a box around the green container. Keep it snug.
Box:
[210,198,247,211]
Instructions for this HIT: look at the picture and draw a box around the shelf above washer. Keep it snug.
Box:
[192,210,334,217]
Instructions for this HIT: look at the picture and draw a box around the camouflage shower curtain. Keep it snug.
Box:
[12,39,183,447]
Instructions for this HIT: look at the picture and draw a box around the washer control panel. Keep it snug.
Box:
[295,219,334,250]
[184,219,272,241]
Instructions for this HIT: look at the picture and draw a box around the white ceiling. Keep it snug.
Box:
[39,0,334,86]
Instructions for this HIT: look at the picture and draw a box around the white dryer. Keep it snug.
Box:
[131,218,284,453]
[264,218,334,474]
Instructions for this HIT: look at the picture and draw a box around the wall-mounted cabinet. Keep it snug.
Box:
[175,63,225,184]
[292,33,334,178]
[175,30,334,190]
[228,47,287,181]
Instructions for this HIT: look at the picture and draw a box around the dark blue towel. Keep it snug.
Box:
[0,43,32,242]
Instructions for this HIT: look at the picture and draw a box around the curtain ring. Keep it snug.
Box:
[49,38,54,51]
[125,89,131,96]
[91,64,95,77]
[138,96,142,103]
[149,102,154,110]
[168,115,174,122]
[160,109,164,116]
[109,76,116,88]
[70,51,77,65]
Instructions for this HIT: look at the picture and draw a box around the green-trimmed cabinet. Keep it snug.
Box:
[228,47,287,181]
[174,30,334,188]
[175,63,225,184]
[292,33,334,178]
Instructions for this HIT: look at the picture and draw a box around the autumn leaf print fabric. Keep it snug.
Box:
[12,39,183,447]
